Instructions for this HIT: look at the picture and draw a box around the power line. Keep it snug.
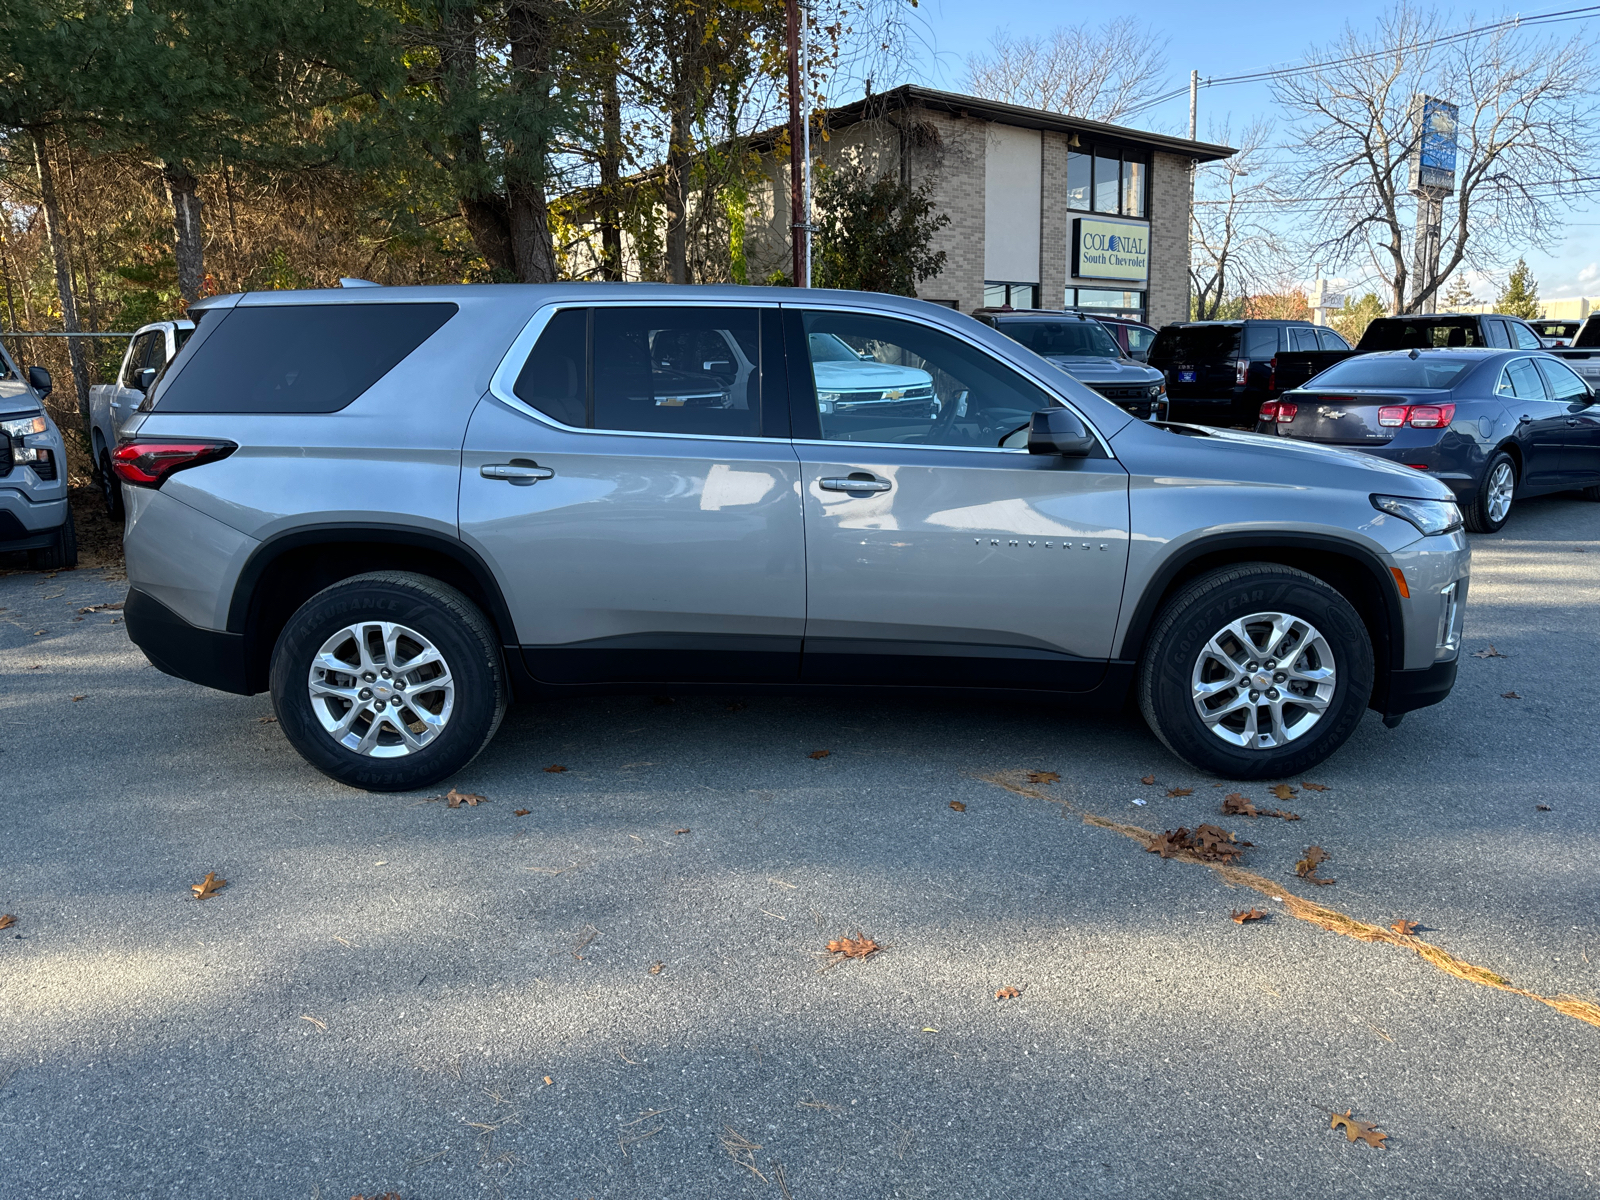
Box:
[1194,176,1600,207]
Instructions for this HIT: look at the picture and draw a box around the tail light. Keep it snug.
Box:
[1378,403,1456,429]
[1235,359,1250,385]
[112,438,236,487]
[1259,401,1298,423]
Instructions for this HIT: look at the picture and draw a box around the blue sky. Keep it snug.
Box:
[897,0,1600,303]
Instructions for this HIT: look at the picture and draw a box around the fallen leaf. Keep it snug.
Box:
[808,750,831,760]
[1270,783,1297,801]
[1300,782,1329,792]
[513,809,530,816]
[1231,908,1267,924]
[1026,771,1059,784]
[648,962,664,975]
[299,1014,327,1030]
[1330,1109,1388,1148]
[1140,774,1156,785]
[673,828,690,834]
[1536,804,1552,812]
[1501,691,1521,699]
[1222,793,1299,821]
[1166,786,1193,797]
[1296,846,1335,886]
[826,933,881,960]
[1471,645,1508,658]
[948,801,966,812]
[1391,919,1420,936]
[543,764,567,773]
[71,695,85,702]
[445,788,486,808]
[33,630,46,636]
[190,872,227,900]
[0,914,15,930]
[1148,824,1249,864]
[258,715,277,724]
[994,986,1021,1000]
[543,1075,554,1086]
[77,602,124,614]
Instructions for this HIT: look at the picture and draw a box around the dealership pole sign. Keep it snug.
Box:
[1072,217,1149,284]
[1409,96,1458,194]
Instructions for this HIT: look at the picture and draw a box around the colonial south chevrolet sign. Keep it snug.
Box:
[1072,217,1149,284]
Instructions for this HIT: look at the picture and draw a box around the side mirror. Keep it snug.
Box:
[27,365,52,399]
[135,366,159,392]
[1027,407,1095,457]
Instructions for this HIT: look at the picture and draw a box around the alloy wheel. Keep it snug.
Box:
[1190,611,1337,750]
[1487,461,1515,525]
[306,620,455,757]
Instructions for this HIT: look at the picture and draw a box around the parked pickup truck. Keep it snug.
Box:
[89,319,192,517]
[1273,312,1546,395]
[1542,313,1600,385]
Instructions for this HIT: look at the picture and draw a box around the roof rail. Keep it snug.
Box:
[339,277,381,288]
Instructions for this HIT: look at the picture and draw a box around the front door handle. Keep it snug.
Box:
[819,475,892,493]
[481,462,554,484]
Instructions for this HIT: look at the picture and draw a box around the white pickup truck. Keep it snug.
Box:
[89,319,192,517]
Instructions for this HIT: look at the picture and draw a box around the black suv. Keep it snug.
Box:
[1149,319,1350,425]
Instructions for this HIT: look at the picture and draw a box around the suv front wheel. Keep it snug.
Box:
[270,572,507,792]
[1138,564,1373,780]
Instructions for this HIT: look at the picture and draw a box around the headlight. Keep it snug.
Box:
[816,390,840,414]
[1371,494,1463,535]
[1,415,48,439]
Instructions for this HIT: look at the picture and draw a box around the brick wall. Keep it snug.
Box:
[1039,132,1071,309]
[909,110,985,313]
[1147,150,1194,327]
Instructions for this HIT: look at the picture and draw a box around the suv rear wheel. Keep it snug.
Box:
[270,572,507,792]
[1138,564,1373,780]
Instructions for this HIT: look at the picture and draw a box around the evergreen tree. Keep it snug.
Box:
[1494,258,1541,319]
[1330,292,1386,343]
[1440,274,1476,311]
[812,162,949,294]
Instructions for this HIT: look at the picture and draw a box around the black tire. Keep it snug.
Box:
[1581,483,1600,502]
[1464,450,1517,533]
[99,448,124,520]
[1138,563,1374,781]
[269,572,507,792]
[28,507,78,571]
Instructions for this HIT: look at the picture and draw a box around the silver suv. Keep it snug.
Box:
[116,285,1470,791]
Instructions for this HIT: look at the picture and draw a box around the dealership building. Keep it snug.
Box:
[746,85,1236,327]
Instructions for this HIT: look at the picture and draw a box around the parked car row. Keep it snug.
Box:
[110,284,1468,792]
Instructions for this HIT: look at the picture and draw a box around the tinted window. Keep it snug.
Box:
[1483,319,1510,348]
[1498,358,1547,399]
[1509,321,1543,350]
[1124,325,1156,355]
[1245,325,1280,358]
[1361,318,1485,350]
[1067,151,1090,211]
[994,318,1121,358]
[1288,327,1319,352]
[122,333,159,386]
[1315,327,1350,350]
[1093,151,1119,213]
[800,310,1058,448]
[157,303,456,414]
[514,308,587,426]
[1577,320,1600,349]
[592,307,761,437]
[1148,325,1241,366]
[1309,356,1474,390]
[1535,356,1590,402]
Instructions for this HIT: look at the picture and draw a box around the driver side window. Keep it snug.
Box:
[798,310,1058,447]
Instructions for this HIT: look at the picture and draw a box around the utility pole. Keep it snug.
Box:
[800,2,812,289]
[785,0,808,287]
[1188,70,1198,141]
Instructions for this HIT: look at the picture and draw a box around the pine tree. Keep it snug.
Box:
[1440,274,1477,311]
[1495,258,1541,319]
[1330,293,1386,343]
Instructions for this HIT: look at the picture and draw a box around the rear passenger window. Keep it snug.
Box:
[1244,326,1279,357]
[1536,356,1591,402]
[1315,328,1348,350]
[1499,358,1547,399]
[1288,327,1318,352]
[156,303,457,413]
[1483,319,1510,348]
[513,308,587,426]
[593,307,762,437]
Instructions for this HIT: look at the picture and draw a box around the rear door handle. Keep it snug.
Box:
[481,462,554,484]
[819,475,892,493]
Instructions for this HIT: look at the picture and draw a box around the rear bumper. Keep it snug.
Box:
[125,587,256,695]
[1378,657,1458,718]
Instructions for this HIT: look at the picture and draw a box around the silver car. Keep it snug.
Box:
[115,285,1469,791]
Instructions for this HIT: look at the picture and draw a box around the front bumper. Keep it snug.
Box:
[0,489,68,551]
[1379,657,1458,718]
[125,587,255,695]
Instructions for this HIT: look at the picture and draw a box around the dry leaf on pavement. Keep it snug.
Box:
[543,764,568,773]
[71,695,85,702]
[1471,645,1508,658]
[648,962,664,975]
[1231,908,1267,924]
[1149,824,1249,864]
[1296,846,1335,885]
[77,602,124,614]
[190,872,227,900]
[1330,1109,1388,1148]
[808,750,831,759]
[1300,782,1329,792]
[949,801,966,812]
[1026,771,1059,784]
[1222,793,1299,821]
[673,828,690,834]
[826,933,881,960]
[258,715,277,723]
[1501,691,1522,699]
[1166,786,1193,797]
[513,809,530,816]
[445,788,486,808]
[995,986,1021,1000]
[1390,919,1420,936]
[0,914,15,930]
[1270,783,1297,801]
[1536,804,1552,812]
[1140,774,1156,785]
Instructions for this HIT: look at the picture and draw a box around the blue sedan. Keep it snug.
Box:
[1254,347,1600,532]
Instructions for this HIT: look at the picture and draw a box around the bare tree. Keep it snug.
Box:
[1190,120,1285,320]
[1274,2,1597,315]
[965,20,1169,123]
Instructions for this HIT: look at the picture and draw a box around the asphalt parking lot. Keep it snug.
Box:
[2,494,1598,1200]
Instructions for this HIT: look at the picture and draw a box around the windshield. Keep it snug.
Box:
[1148,325,1241,366]
[808,332,865,362]
[1307,355,1475,390]
[997,319,1121,358]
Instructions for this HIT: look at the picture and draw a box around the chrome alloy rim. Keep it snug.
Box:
[307,621,455,757]
[1487,461,1515,524]
[1190,612,1337,750]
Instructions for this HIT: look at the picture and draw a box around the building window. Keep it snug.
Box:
[1070,146,1148,217]
[1067,287,1146,321]
[985,282,1037,309]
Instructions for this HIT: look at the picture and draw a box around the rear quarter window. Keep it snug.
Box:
[155,302,458,414]
[1245,326,1281,358]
